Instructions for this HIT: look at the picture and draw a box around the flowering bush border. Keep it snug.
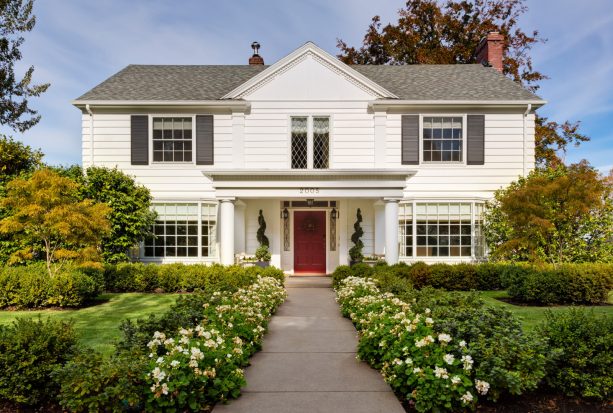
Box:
[144,276,286,412]
[336,277,491,412]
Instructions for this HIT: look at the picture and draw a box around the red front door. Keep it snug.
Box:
[294,211,326,274]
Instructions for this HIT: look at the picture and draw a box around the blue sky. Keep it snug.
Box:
[11,0,613,172]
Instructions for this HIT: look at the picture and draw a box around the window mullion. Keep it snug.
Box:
[307,117,313,169]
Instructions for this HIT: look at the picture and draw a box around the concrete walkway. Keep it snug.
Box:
[214,276,404,413]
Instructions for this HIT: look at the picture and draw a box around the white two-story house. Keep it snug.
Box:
[74,35,545,274]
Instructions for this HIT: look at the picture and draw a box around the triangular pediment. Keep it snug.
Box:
[222,42,397,101]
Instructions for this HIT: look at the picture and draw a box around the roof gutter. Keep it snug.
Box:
[369,99,546,110]
[72,100,251,110]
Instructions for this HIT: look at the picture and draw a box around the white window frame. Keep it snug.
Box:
[141,200,218,261]
[149,114,197,165]
[288,115,333,169]
[419,114,467,166]
[398,200,485,260]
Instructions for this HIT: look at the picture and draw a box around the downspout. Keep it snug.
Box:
[522,103,532,176]
[86,104,94,167]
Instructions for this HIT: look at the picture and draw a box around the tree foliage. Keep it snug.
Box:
[0,0,49,132]
[337,0,588,166]
[483,162,613,263]
[0,134,43,179]
[0,169,111,274]
[80,167,156,263]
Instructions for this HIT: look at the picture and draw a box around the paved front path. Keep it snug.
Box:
[214,276,404,413]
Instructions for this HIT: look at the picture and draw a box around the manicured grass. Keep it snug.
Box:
[0,293,179,355]
[479,290,613,331]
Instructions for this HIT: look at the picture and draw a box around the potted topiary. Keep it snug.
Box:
[348,208,364,266]
[255,209,271,267]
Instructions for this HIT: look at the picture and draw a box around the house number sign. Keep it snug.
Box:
[299,188,319,194]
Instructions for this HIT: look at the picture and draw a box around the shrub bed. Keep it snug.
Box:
[538,308,612,401]
[53,276,286,412]
[332,261,613,305]
[336,276,485,412]
[0,317,79,406]
[103,262,284,293]
[0,263,104,309]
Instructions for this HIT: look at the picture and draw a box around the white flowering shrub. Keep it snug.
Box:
[145,276,286,412]
[336,277,490,412]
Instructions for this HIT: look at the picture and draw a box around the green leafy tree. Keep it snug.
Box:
[349,208,364,262]
[81,167,156,263]
[0,135,43,263]
[0,168,111,274]
[337,0,588,167]
[0,0,49,132]
[483,162,613,263]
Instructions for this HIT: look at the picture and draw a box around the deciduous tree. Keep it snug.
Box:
[337,0,587,166]
[0,169,111,274]
[483,162,613,263]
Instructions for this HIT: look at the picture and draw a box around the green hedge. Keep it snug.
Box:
[332,262,612,305]
[0,263,104,309]
[538,308,612,401]
[102,263,285,293]
[0,318,79,405]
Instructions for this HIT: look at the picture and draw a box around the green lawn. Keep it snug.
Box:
[479,290,613,331]
[0,293,179,355]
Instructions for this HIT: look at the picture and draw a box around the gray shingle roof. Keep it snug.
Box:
[76,63,541,102]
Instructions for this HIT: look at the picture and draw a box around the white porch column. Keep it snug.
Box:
[219,198,235,265]
[234,200,246,255]
[384,198,400,264]
[374,200,385,255]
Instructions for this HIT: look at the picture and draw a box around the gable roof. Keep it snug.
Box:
[74,43,544,105]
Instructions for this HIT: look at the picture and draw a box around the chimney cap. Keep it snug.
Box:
[251,41,261,56]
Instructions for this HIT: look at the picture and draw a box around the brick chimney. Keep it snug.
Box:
[476,32,504,72]
[249,41,264,65]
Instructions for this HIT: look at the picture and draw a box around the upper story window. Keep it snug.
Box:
[153,117,193,162]
[423,117,463,162]
[291,116,330,169]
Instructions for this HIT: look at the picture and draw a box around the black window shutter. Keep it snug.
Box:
[466,115,485,165]
[196,115,214,165]
[401,115,419,165]
[130,115,148,165]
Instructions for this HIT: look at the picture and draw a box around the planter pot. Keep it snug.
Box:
[240,261,256,267]
[256,261,270,268]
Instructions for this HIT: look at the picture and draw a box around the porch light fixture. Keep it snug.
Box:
[281,208,289,219]
[306,198,314,207]
[330,208,338,219]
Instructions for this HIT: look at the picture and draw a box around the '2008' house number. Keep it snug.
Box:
[299,188,320,194]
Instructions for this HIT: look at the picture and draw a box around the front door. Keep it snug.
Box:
[294,211,326,274]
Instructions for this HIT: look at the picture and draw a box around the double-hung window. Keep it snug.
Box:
[422,117,463,162]
[291,116,330,169]
[152,117,193,162]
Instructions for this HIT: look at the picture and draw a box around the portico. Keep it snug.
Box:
[208,169,414,273]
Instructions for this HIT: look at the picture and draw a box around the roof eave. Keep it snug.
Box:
[72,100,250,110]
[370,99,547,110]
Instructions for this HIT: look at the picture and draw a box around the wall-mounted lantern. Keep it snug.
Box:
[281,208,289,219]
[330,208,338,219]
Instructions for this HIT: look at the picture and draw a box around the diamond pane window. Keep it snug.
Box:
[291,117,308,169]
[313,117,329,169]
[153,117,193,163]
[423,117,462,162]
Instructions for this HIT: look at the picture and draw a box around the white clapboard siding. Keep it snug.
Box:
[385,112,535,198]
